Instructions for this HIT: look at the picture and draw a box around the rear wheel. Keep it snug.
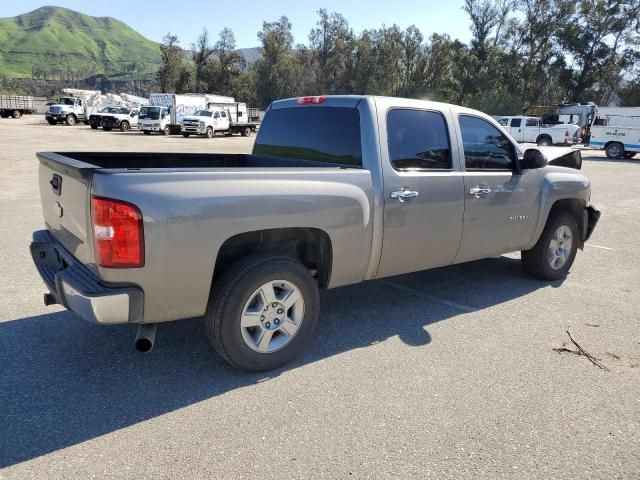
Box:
[205,255,320,371]
[90,124,98,130]
[605,142,624,159]
[65,114,76,126]
[522,210,578,280]
[162,126,171,136]
[241,127,251,137]
[120,120,130,132]
[536,135,552,147]
[206,126,214,139]
[12,110,21,119]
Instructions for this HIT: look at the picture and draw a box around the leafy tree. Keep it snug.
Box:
[159,33,184,93]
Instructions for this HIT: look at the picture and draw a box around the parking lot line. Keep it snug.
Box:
[586,244,614,251]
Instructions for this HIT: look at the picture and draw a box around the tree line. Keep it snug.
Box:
[158,0,640,113]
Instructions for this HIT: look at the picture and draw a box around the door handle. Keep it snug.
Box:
[390,188,419,202]
[469,186,492,198]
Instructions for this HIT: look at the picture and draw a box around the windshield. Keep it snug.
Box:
[100,107,119,113]
[139,107,160,120]
[58,98,75,105]
[194,110,212,117]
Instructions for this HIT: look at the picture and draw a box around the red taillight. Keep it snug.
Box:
[296,96,326,104]
[564,130,569,137]
[91,196,144,268]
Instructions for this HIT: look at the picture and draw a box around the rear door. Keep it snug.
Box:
[454,114,541,263]
[376,105,465,278]
[523,117,540,142]
[509,118,524,141]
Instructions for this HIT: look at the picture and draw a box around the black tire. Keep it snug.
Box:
[163,126,171,136]
[182,133,190,138]
[47,119,56,125]
[605,142,624,159]
[205,255,320,372]
[143,130,151,135]
[65,114,76,126]
[241,127,251,137]
[521,209,579,280]
[623,151,637,159]
[536,135,552,147]
[103,127,112,132]
[120,120,130,132]
[206,126,214,139]
[90,124,98,130]
[12,110,22,119]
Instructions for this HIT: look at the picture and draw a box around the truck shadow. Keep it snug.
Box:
[0,256,560,467]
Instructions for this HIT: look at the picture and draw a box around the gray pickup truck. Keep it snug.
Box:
[31,95,600,371]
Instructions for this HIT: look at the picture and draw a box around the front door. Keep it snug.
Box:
[509,117,525,142]
[454,114,541,263]
[376,107,465,278]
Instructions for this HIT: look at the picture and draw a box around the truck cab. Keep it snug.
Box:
[181,108,230,138]
[138,106,171,135]
[45,97,87,126]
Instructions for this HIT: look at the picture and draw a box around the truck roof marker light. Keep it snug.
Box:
[296,96,326,105]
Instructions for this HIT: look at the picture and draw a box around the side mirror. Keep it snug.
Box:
[520,148,547,170]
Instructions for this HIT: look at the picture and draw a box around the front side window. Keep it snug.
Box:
[214,112,220,119]
[459,115,515,170]
[387,109,451,170]
[510,118,522,128]
[497,118,509,126]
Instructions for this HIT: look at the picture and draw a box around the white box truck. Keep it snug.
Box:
[148,93,212,134]
[589,107,640,159]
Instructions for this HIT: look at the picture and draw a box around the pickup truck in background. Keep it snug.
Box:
[100,107,139,132]
[89,107,123,129]
[497,116,581,146]
[31,95,600,372]
[181,105,256,138]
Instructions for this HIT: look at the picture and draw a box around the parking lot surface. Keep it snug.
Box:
[1,117,639,479]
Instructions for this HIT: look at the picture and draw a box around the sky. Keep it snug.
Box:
[0,0,473,48]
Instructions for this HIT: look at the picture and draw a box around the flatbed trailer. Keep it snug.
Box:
[0,95,47,118]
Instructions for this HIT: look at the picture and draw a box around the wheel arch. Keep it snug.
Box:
[536,133,553,144]
[540,198,587,250]
[213,227,333,290]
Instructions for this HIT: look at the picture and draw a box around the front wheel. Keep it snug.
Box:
[90,124,98,130]
[182,133,190,138]
[46,119,56,125]
[120,121,130,132]
[143,130,151,135]
[12,110,22,119]
[65,115,76,126]
[162,126,171,136]
[606,142,624,159]
[205,255,320,371]
[205,126,214,139]
[536,135,552,147]
[521,210,579,280]
[103,127,112,132]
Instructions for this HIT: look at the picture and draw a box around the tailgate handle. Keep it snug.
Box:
[50,174,62,196]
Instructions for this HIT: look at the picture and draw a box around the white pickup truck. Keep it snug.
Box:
[181,104,257,138]
[497,116,581,146]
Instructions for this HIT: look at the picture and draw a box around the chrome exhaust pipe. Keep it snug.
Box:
[134,324,157,353]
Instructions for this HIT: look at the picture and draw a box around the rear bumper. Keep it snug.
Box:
[30,230,143,325]
[583,205,600,242]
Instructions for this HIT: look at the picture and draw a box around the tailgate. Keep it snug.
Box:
[37,153,94,264]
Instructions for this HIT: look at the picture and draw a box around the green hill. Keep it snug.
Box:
[0,6,162,79]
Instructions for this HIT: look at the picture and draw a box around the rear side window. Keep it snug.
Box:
[526,118,538,127]
[387,109,451,170]
[254,107,362,167]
